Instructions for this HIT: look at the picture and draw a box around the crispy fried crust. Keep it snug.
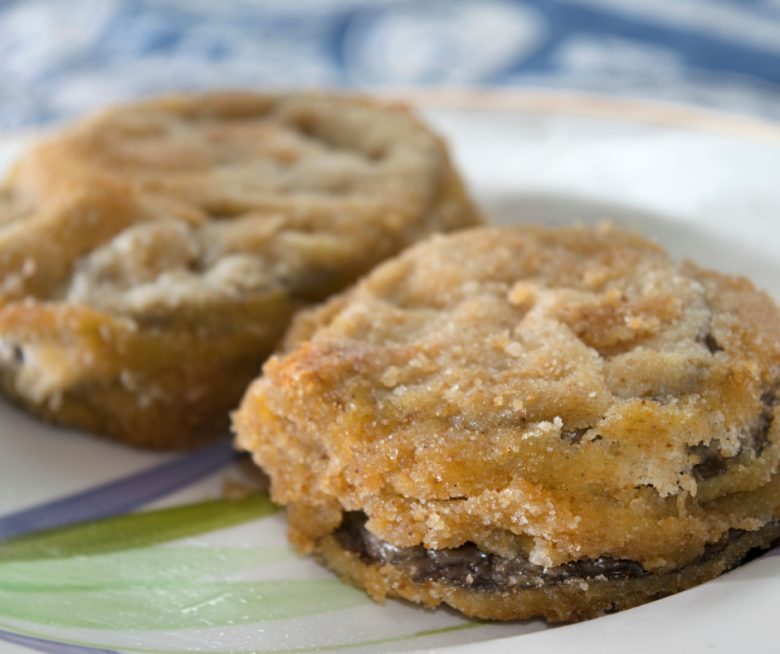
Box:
[0,92,480,448]
[234,224,780,619]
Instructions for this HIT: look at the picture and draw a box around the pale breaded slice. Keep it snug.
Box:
[0,93,480,448]
[234,224,780,621]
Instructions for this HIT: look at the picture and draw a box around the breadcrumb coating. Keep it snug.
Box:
[0,92,480,447]
[234,224,780,619]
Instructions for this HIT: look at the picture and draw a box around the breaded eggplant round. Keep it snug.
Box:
[0,92,480,448]
[234,224,780,621]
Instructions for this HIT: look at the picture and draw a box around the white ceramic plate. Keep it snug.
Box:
[1,93,780,654]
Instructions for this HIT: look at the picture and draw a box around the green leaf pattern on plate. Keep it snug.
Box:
[0,546,294,590]
[0,578,369,630]
[0,493,485,650]
[0,496,369,630]
[0,496,279,562]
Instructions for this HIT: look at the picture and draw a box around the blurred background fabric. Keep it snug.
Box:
[2,0,780,130]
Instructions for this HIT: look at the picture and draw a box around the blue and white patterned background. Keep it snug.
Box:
[2,0,780,129]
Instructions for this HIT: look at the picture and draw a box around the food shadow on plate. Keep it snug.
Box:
[330,596,553,654]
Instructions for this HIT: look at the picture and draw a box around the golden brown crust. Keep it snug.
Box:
[234,224,780,619]
[0,92,481,448]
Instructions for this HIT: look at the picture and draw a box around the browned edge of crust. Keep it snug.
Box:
[0,352,268,449]
[313,520,780,623]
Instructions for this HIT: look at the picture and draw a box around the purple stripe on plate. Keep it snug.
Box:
[0,439,237,540]
[0,629,118,654]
